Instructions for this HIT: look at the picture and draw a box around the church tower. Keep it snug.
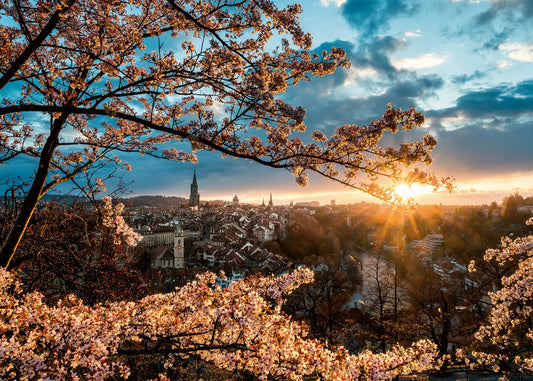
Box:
[173,219,185,268]
[268,192,273,208]
[189,169,200,208]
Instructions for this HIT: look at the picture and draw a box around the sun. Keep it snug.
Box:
[394,183,422,200]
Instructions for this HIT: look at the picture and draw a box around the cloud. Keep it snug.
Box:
[320,0,348,6]
[429,79,533,121]
[443,1,531,52]
[350,36,407,78]
[451,70,486,84]
[476,0,533,25]
[496,60,513,69]
[392,53,447,70]
[282,37,407,107]
[468,0,533,49]
[341,0,419,36]
[404,30,422,37]
[422,79,533,180]
[429,119,533,180]
[499,42,533,62]
[298,73,444,133]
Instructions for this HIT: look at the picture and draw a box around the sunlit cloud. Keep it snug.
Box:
[392,53,447,70]
[404,30,422,37]
[342,66,378,87]
[496,60,513,69]
[456,171,533,193]
[414,172,533,205]
[439,114,469,131]
[499,42,533,63]
[320,0,347,7]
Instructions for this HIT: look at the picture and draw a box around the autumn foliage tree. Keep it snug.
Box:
[0,0,451,267]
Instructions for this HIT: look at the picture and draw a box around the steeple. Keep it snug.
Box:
[173,218,184,268]
[189,169,200,208]
[268,192,273,207]
[192,169,197,186]
[175,218,183,236]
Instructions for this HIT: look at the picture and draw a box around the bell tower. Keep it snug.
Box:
[173,219,185,268]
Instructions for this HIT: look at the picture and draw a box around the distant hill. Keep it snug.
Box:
[0,194,188,208]
[121,195,188,208]
[0,194,88,206]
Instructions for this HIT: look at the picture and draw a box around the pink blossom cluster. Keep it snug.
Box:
[468,218,533,372]
[0,267,439,380]
[101,196,141,246]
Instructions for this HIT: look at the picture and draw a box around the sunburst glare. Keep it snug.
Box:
[394,183,427,201]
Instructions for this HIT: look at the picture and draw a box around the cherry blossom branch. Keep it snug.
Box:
[166,0,255,67]
[0,0,78,90]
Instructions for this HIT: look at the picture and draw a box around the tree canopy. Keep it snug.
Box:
[0,0,452,267]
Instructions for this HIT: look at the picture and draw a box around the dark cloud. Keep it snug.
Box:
[283,36,407,113]
[341,0,419,37]
[420,79,533,179]
[351,36,406,78]
[429,119,533,179]
[476,0,533,25]
[311,36,405,82]
[450,70,486,85]
[429,80,533,121]
[480,31,513,51]
[440,0,532,53]
[466,0,533,50]
[297,73,444,134]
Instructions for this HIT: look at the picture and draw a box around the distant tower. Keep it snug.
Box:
[189,170,200,208]
[262,198,265,207]
[173,219,185,268]
[268,193,273,208]
[233,194,239,205]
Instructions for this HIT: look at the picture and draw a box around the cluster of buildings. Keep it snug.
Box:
[128,172,296,287]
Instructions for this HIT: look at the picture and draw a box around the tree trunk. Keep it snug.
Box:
[0,115,66,268]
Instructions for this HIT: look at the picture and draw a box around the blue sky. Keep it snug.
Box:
[129,0,533,205]
[4,0,533,205]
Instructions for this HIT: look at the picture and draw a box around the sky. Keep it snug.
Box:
[4,0,533,206]
[139,0,533,205]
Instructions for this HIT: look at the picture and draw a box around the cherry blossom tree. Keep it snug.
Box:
[0,0,452,267]
[466,217,533,375]
[0,196,146,305]
[0,266,441,380]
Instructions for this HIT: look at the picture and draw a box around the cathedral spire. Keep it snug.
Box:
[268,192,273,207]
[189,169,200,208]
